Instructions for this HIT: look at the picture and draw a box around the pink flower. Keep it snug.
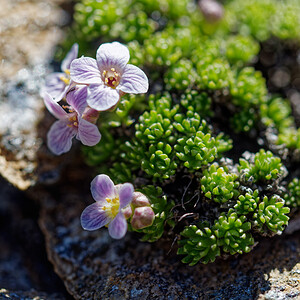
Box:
[81,175,134,239]
[70,42,149,111]
[43,43,79,101]
[44,86,101,155]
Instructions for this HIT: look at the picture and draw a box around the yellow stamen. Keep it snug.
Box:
[111,68,115,72]
[59,75,70,85]
[73,122,78,126]
[65,69,70,76]
[105,78,109,84]
[102,70,107,76]
[67,124,72,127]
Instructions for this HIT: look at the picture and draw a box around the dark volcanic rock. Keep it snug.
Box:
[0,288,65,300]
[33,160,300,300]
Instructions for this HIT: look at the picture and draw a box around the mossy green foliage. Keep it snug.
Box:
[252,195,290,235]
[284,178,300,208]
[63,0,300,265]
[238,149,283,183]
[201,163,239,204]
[178,223,220,265]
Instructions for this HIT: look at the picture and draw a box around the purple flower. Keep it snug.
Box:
[43,43,79,101]
[44,86,101,155]
[81,174,134,239]
[70,42,149,111]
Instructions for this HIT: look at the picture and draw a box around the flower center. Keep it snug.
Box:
[67,113,78,128]
[59,69,71,85]
[102,68,120,89]
[102,197,120,218]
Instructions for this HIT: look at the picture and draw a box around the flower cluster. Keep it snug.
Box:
[81,174,155,239]
[43,42,149,155]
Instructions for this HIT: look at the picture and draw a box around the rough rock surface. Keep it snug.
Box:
[0,0,69,190]
[33,159,300,300]
[0,288,65,300]
[0,176,70,299]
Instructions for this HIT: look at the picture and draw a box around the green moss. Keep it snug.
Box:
[225,35,260,66]
[230,67,267,107]
[178,223,220,265]
[252,195,290,235]
[201,163,239,204]
[234,190,259,215]
[284,178,300,208]
[213,210,254,255]
[238,149,283,183]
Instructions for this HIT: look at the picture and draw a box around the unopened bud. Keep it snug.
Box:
[131,206,155,230]
[122,205,133,219]
[132,192,151,208]
[199,0,224,23]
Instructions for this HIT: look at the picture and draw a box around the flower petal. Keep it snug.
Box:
[118,64,149,94]
[66,85,88,115]
[108,212,127,239]
[70,57,102,84]
[61,43,79,72]
[96,42,130,73]
[81,202,111,231]
[43,92,68,119]
[47,120,77,155]
[91,174,116,202]
[87,84,120,111]
[77,118,101,146]
[119,183,134,209]
[43,73,66,101]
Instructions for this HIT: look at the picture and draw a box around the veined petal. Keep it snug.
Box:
[108,212,127,239]
[118,64,149,94]
[43,73,66,101]
[66,85,88,116]
[47,120,77,155]
[81,202,111,231]
[77,118,101,146]
[43,92,68,119]
[96,42,130,73]
[70,57,102,84]
[119,183,134,209]
[87,84,120,111]
[91,174,116,202]
[61,43,79,72]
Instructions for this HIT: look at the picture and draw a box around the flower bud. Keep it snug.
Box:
[198,0,224,23]
[131,206,155,230]
[122,205,133,220]
[131,192,151,208]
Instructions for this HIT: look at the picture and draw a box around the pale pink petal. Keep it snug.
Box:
[87,84,120,111]
[77,118,101,146]
[43,92,68,119]
[91,174,116,202]
[66,86,88,115]
[119,183,134,209]
[108,212,128,239]
[118,64,149,94]
[43,73,66,101]
[70,57,102,84]
[61,43,79,72]
[96,42,130,73]
[47,120,77,155]
[81,202,111,231]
